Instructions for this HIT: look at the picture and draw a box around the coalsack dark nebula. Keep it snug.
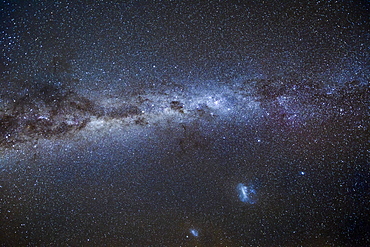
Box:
[0,0,369,246]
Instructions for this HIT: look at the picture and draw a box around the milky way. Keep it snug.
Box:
[1,1,369,246]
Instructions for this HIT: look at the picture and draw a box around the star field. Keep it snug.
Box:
[0,0,369,246]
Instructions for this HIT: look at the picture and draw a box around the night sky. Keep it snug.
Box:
[1,0,369,246]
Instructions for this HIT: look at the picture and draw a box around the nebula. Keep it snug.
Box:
[236,183,258,204]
